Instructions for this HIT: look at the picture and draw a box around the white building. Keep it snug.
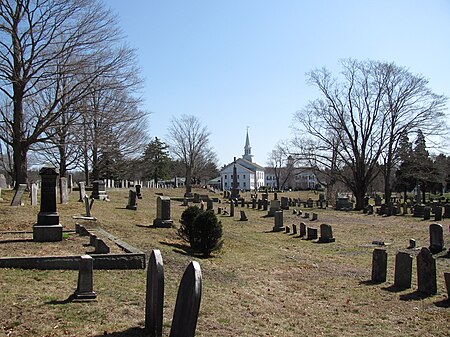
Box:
[220,131,265,191]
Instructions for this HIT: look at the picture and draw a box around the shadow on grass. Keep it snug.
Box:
[93,327,146,336]
[399,290,433,301]
[0,238,33,244]
[382,284,409,293]
[45,294,75,305]
[434,298,450,308]
[436,251,450,259]
[158,241,216,260]
[359,279,384,286]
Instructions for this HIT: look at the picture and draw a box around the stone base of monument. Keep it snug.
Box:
[91,191,109,200]
[153,219,174,228]
[33,224,63,242]
[272,226,284,232]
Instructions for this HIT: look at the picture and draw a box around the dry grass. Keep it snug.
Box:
[0,187,449,337]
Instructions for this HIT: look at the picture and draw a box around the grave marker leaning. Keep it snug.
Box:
[10,183,27,206]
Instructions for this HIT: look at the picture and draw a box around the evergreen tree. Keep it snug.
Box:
[394,133,416,200]
[141,137,171,186]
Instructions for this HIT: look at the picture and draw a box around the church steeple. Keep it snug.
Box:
[242,127,253,162]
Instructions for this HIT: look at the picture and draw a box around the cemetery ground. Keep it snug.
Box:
[1,188,449,337]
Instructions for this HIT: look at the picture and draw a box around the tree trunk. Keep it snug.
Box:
[12,140,28,189]
[185,166,192,195]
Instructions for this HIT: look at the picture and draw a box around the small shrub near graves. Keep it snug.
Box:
[179,206,223,257]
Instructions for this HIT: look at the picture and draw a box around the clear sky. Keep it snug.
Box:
[106,0,450,167]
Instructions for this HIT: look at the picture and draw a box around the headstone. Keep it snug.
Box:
[126,190,138,210]
[413,204,425,217]
[268,200,280,216]
[367,204,374,215]
[252,198,256,209]
[280,197,289,210]
[407,239,416,249]
[145,250,164,337]
[417,247,437,295]
[31,183,38,206]
[444,273,450,299]
[371,249,387,283]
[230,201,235,217]
[374,195,382,206]
[443,204,450,218]
[154,196,174,227]
[423,206,431,220]
[33,166,62,242]
[90,234,98,247]
[303,212,310,219]
[136,184,142,199]
[429,223,445,254]
[78,181,86,202]
[10,184,27,206]
[285,226,290,234]
[306,198,314,208]
[292,224,297,235]
[193,193,200,203]
[434,206,443,221]
[0,187,3,201]
[311,213,318,221]
[59,177,68,204]
[73,255,97,300]
[84,195,92,217]
[239,210,248,221]
[91,180,108,200]
[257,199,262,210]
[299,222,306,237]
[318,224,335,243]
[306,227,318,240]
[95,239,110,254]
[68,174,73,192]
[0,174,6,188]
[217,207,222,214]
[394,252,412,289]
[207,199,214,211]
[263,199,269,211]
[272,210,284,232]
[169,261,202,337]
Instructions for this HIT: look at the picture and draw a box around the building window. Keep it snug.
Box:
[243,182,246,187]
[243,175,246,179]
[237,175,239,179]
[225,175,227,179]
[225,182,228,187]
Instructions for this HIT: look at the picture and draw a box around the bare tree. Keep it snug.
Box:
[167,115,216,196]
[266,140,297,190]
[0,0,129,187]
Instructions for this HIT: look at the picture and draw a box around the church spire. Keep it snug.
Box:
[242,127,253,162]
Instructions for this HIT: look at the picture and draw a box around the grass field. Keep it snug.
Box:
[0,187,449,337]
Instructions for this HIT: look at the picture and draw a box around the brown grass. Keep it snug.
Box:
[0,188,449,337]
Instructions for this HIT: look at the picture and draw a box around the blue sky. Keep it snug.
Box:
[106,0,450,167]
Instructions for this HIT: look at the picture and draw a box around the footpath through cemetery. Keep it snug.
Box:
[1,177,449,337]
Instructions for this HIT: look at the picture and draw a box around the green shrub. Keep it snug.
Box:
[189,210,223,257]
[178,206,203,242]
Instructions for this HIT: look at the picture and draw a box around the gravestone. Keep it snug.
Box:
[263,199,269,211]
[154,196,174,227]
[257,199,262,210]
[68,174,73,192]
[299,222,306,237]
[95,239,110,254]
[272,210,284,232]
[0,174,6,188]
[407,239,416,249]
[303,212,310,219]
[73,255,97,300]
[207,199,214,211]
[285,226,290,234]
[33,166,62,242]
[193,193,200,203]
[280,197,289,210]
[268,200,281,217]
[0,187,2,201]
[429,223,445,254]
[445,273,450,299]
[443,204,450,218]
[252,198,256,209]
[239,210,248,221]
[10,184,27,206]
[135,184,142,199]
[311,213,318,221]
[423,207,431,220]
[306,227,318,240]
[59,177,68,204]
[31,183,38,206]
[169,261,202,337]
[91,180,108,200]
[230,201,235,217]
[217,207,222,214]
[126,190,138,210]
[374,195,382,206]
[78,181,86,202]
[292,224,297,235]
[434,206,442,221]
[413,204,425,217]
[306,198,314,208]
[394,251,412,289]
[417,247,437,295]
[145,250,164,337]
[84,195,92,217]
[318,224,335,243]
[371,249,387,283]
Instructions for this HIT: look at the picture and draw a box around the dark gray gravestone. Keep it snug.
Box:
[257,199,262,210]
[263,199,269,211]
[272,210,284,232]
[306,227,318,240]
[126,190,138,210]
[252,198,256,209]
[311,213,318,221]
[169,261,202,337]
[84,195,92,217]
[59,177,68,204]
[423,206,431,220]
[429,223,445,254]
[417,247,437,295]
[31,183,38,206]
[318,224,335,243]
[371,249,387,283]
[285,226,290,234]
[434,206,443,221]
[33,166,62,242]
[135,184,142,199]
[413,204,425,217]
[10,183,27,206]
[145,250,164,337]
[394,252,412,289]
[229,201,235,217]
[280,197,289,210]
[292,224,297,235]
[154,196,174,227]
[207,199,214,211]
[95,239,110,254]
[239,210,248,221]
[299,222,306,237]
[78,181,86,202]
[73,255,97,300]
[444,204,450,218]
[91,180,108,200]
[268,200,281,217]
[444,272,450,299]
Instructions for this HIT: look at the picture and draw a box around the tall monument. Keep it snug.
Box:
[230,157,240,199]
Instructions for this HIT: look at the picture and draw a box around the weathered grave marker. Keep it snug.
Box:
[292,224,297,235]
[31,183,38,206]
[394,252,412,289]
[135,184,142,199]
[318,224,335,243]
[444,273,450,299]
[371,249,387,283]
[33,166,62,242]
[306,227,318,240]
[78,181,86,202]
[423,206,431,220]
[272,210,284,232]
[91,180,108,200]
[126,190,138,210]
[230,201,235,217]
[59,177,68,204]
[169,261,202,337]
[434,206,443,221]
[145,250,164,337]
[429,223,445,254]
[154,196,174,227]
[95,239,110,254]
[299,222,306,237]
[285,226,290,234]
[10,183,27,206]
[73,255,97,300]
[239,210,248,221]
[311,213,318,221]
[417,247,437,295]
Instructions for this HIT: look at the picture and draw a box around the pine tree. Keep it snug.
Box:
[141,137,171,186]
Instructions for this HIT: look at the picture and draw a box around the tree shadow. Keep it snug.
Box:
[399,290,434,301]
[93,327,146,336]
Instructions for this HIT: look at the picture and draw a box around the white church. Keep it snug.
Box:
[219,131,265,191]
